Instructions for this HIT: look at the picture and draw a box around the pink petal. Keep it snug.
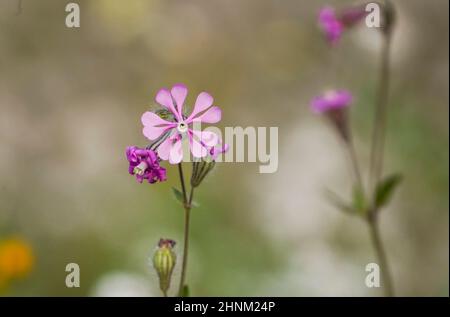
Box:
[157,137,173,161]
[192,106,221,124]
[211,143,229,160]
[189,134,208,158]
[187,92,214,121]
[191,130,219,147]
[169,138,184,164]
[141,111,174,127]
[155,88,179,120]
[171,84,188,119]
[143,126,171,140]
[141,111,175,140]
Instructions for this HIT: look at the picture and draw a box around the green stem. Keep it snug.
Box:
[177,163,194,296]
[368,215,394,296]
[347,136,364,193]
[366,7,395,296]
[178,163,188,203]
[369,26,392,195]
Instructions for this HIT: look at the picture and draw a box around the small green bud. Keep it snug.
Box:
[153,239,176,296]
[191,161,216,188]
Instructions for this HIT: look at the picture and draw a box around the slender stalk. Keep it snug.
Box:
[347,136,364,192]
[178,163,188,203]
[369,27,392,195]
[366,3,395,296]
[16,0,22,15]
[177,163,194,296]
[368,215,394,297]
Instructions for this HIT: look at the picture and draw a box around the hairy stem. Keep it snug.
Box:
[177,163,194,296]
[368,216,394,296]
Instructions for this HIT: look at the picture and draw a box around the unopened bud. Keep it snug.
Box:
[152,239,176,296]
[191,161,215,188]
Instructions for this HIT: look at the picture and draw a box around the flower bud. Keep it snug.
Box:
[191,161,215,188]
[152,239,176,296]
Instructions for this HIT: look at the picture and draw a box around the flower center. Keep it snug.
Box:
[133,161,148,176]
[177,121,188,134]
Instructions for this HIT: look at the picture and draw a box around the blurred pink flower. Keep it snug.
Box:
[141,84,222,164]
[310,90,353,141]
[318,7,343,45]
[310,90,353,114]
[318,5,368,45]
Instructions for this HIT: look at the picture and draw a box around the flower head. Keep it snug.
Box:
[310,90,353,114]
[126,146,167,183]
[318,7,344,45]
[0,237,34,281]
[310,90,353,141]
[318,5,368,45]
[340,5,369,27]
[141,84,221,164]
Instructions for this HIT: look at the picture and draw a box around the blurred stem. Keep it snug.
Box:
[367,215,394,297]
[367,17,395,295]
[347,135,364,193]
[369,25,392,196]
[16,0,22,15]
[177,163,194,296]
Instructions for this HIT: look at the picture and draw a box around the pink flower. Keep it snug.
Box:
[310,90,353,141]
[141,84,222,164]
[318,7,344,45]
[310,90,353,114]
[126,146,167,183]
[209,141,229,161]
[318,5,368,45]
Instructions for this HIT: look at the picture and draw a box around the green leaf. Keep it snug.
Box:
[352,186,367,215]
[325,189,355,215]
[375,174,403,208]
[180,285,190,297]
[171,187,185,204]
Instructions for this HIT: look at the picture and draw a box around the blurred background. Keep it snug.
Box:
[0,0,448,296]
